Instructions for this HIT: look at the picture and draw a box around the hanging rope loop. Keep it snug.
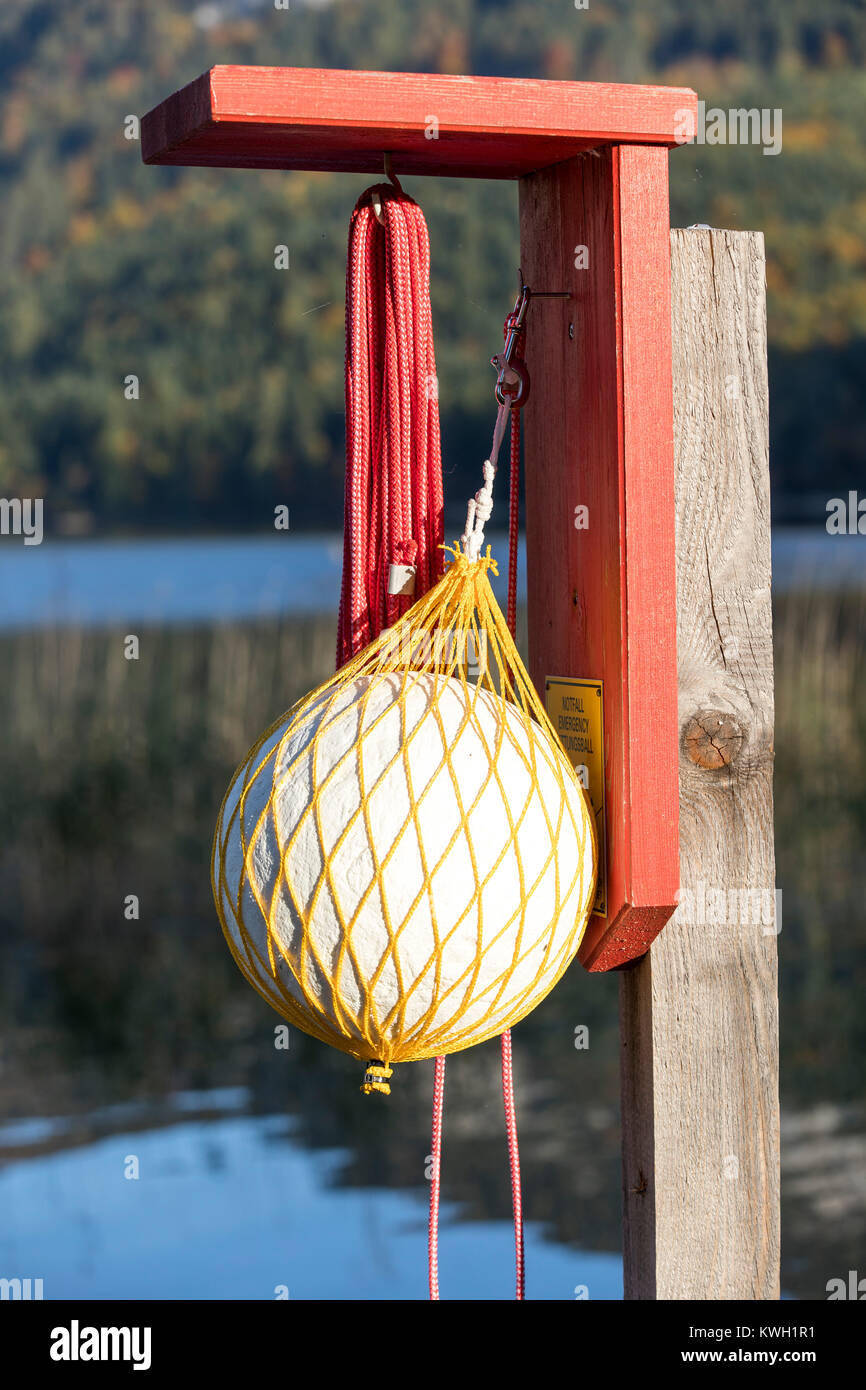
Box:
[337,176,443,668]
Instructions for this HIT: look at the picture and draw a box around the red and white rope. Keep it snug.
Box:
[429,386,526,1302]
[502,393,525,1301]
[428,1054,446,1300]
[337,184,443,668]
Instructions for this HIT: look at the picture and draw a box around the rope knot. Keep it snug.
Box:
[361,1060,393,1096]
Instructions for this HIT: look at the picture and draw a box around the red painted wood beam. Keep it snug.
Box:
[519,146,680,971]
[142,66,696,178]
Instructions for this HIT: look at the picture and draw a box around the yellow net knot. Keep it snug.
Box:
[361,1061,394,1097]
[442,541,499,579]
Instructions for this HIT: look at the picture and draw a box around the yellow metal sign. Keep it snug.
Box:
[545,676,606,918]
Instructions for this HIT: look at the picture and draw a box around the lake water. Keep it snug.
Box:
[0,528,861,1302]
[0,528,862,629]
[0,1089,620,1301]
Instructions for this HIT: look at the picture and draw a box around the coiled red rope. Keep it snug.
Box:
[337,181,443,668]
[338,176,524,1300]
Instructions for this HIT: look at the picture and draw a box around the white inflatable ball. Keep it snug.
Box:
[213,670,595,1064]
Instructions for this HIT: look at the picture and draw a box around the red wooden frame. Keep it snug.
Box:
[142,66,695,971]
[520,147,680,969]
[142,65,694,177]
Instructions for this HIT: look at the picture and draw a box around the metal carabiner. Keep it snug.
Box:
[491,278,532,408]
[492,353,530,408]
[490,270,571,410]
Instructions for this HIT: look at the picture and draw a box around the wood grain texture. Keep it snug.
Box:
[620,229,779,1299]
[141,66,697,177]
[518,149,680,971]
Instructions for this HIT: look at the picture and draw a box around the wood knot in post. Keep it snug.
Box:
[682,710,745,770]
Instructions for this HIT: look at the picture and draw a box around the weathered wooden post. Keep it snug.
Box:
[619,228,778,1299]
[142,68,779,1297]
[518,177,777,1294]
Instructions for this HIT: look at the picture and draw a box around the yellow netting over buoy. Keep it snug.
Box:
[212,544,597,1084]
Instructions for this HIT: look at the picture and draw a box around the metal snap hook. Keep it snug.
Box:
[369,153,403,225]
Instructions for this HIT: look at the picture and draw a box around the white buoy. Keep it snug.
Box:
[214,669,595,1063]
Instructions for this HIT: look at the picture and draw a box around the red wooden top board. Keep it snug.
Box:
[142,65,696,177]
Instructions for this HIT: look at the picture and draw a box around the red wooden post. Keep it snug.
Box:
[519,146,680,969]
[142,66,696,972]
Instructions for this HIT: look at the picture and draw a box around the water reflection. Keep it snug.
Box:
[0,580,863,1300]
[0,1090,621,1300]
[0,529,863,630]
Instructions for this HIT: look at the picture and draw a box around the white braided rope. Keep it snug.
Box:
[460,402,510,561]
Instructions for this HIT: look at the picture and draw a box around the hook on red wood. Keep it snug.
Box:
[491,269,571,409]
[369,152,404,225]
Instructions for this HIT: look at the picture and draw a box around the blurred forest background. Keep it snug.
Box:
[1,0,866,532]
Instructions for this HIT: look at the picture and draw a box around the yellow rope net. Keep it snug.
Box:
[212,545,597,1092]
